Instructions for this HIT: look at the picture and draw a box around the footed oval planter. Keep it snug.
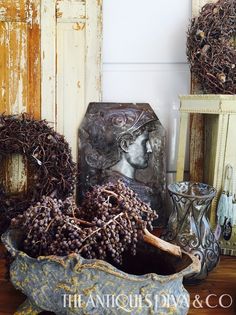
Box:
[2,229,200,315]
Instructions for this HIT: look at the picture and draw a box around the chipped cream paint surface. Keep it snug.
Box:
[41,0,102,161]
[56,0,86,22]
[41,0,56,125]
[56,21,86,159]
[73,22,85,31]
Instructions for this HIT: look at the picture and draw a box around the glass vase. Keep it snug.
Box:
[165,182,220,283]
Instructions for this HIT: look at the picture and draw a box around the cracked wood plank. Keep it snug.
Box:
[0,0,40,194]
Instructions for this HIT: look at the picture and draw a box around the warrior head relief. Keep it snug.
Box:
[78,103,166,227]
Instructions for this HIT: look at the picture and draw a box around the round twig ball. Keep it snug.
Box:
[0,114,76,232]
[187,0,236,94]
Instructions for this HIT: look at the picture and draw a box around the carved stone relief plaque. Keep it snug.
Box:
[77,103,166,227]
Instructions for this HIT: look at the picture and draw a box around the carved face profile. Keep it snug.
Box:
[110,128,154,180]
[78,103,166,227]
[80,104,157,170]
[120,130,152,169]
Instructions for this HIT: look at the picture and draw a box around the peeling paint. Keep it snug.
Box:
[73,22,85,31]
[56,9,63,19]
[77,80,81,88]
[0,0,28,21]
[0,7,6,15]
[0,0,40,195]
[7,22,28,114]
[97,0,102,7]
[26,0,33,26]
[0,0,41,116]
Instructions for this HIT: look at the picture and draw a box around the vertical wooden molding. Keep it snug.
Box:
[56,0,87,161]
[176,112,190,181]
[189,114,204,182]
[41,0,56,124]
[55,0,102,162]
[0,21,10,114]
[27,0,41,119]
[85,0,102,106]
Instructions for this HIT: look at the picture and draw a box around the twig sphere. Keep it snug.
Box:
[187,0,236,94]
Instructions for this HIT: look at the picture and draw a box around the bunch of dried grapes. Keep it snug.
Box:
[187,0,236,94]
[79,180,156,231]
[0,113,76,233]
[11,196,77,257]
[11,181,159,265]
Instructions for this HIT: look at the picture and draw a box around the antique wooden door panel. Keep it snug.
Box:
[0,0,41,116]
[0,0,102,194]
[42,0,102,160]
[0,0,41,193]
[56,9,87,160]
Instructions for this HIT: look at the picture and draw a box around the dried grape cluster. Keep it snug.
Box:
[78,181,157,263]
[11,196,77,257]
[11,181,157,265]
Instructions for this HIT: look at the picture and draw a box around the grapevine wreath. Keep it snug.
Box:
[187,0,236,94]
[0,114,76,232]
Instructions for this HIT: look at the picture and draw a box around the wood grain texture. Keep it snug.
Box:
[27,0,41,119]
[0,0,28,22]
[0,0,41,116]
[189,114,204,182]
[0,0,40,198]
[187,256,236,315]
[176,112,189,181]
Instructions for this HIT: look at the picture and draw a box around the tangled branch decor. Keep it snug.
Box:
[187,0,236,94]
[0,114,76,232]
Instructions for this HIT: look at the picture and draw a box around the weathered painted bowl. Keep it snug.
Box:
[2,229,200,315]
